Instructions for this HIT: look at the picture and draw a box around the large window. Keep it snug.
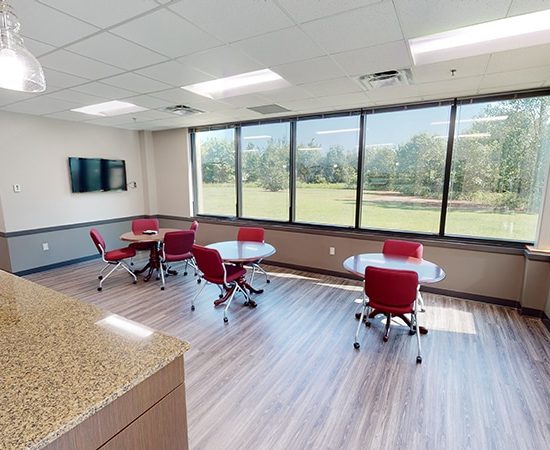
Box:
[361,106,450,233]
[195,128,236,216]
[446,98,550,241]
[191,92,550,244]
[241,123,290,221]
[295,116,360,226]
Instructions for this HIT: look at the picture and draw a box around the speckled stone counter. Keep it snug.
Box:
[0,270,190,450]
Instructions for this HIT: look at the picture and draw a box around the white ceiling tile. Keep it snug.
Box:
[301,78,362,97]
[66,32,167,70]
[72,82,137,99]
[486,44,550,74]
[118,110,175,122]
[102,73,172,94]
[417,76,482,96]
[111,9,220,58]
[44,110,91,122]
[273,56,347,85]
[42,68,89,90]
[40,50,124,79]
[315,92,369,108]
[169,0,293,42]
[234,27,325,66]
[279,97,323,112]
[12,0,99,46]
[219,94,273,108]
[301,2,403,54]
[479,66,550,89]
[365,84,421,102]
[332,41,412,77]
[85,116,131,126]
[394,0,512,38]
[508,0,550,16]
[261,86,315,102]
[46,89,104,105]
[23,37,55,57]
[411,55,490,83]
[149,88,229,110]
[37,0,160,28]
[3,96,78,115]
[122,95,173,109]
[137,61,213,87]
[478,81,545,95]
[276,0,383,23]
[177,46,264,78]
[0,90,37,107]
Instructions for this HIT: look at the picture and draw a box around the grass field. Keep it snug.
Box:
[200,183,537,241]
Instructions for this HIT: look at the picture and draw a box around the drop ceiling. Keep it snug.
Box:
[1,0,550,131]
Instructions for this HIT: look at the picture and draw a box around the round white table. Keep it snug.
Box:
[206,240,276,306]
[343,253,446,334]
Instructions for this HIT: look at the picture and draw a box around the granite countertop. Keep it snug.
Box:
[0,270,190,450]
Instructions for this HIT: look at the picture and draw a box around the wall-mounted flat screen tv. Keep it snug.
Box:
[69,157,128,193]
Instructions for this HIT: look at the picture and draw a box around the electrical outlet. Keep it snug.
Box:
[42,243,49,251]
[329,247,336,255]
[13,184,21,193]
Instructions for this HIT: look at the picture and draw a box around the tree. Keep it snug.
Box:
[258,139,289,192]
[200,137,235,184]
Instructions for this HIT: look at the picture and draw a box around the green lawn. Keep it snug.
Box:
[200,184,537,241]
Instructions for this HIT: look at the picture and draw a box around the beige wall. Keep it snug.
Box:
[0,112,145,232]
[0,193,6,232]
[151,128,192,217]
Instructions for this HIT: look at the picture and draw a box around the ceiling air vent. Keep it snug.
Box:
[247,104,291,115]
[164,105,204,116]
[358,69,412,90]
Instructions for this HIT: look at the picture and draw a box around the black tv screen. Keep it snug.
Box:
[69,157,128,193]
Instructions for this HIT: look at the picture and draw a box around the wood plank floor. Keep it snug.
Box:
[26,259,550,450]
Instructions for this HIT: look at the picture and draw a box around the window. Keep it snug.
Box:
[191,91,550,244]
[361,106,451,233]
[241,123,290,221]
[295,116,360,226]
[446,98,550,241]
[195,128,236,216]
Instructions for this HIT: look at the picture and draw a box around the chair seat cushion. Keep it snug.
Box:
[204,264,246,284]
[368,300,413,315]
[164,252,193,262]
[105,247,136,261]
[129,241,155,251]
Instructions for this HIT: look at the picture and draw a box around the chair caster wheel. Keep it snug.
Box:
[223,317,228,323]
[353,342,360,349]
[133,280,137,284]
[197,279,201,284]
[191,305,195,311]
[219,294,223,298]
[383,336,389,342]
[416,356,422,364]
[243,301,249,307]
[98,276,103,280]
[365,321,371,327]
[161,287,165,291]
[184,271,188,276]
[409,329,415,335]
[97,287,102,292]
[266,279,270,283]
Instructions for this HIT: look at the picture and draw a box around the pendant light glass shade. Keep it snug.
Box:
[0,1,46,92]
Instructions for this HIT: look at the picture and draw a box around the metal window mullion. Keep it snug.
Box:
[355,112,367,229]
[289,120,297,223]
[235,127,242,218]
[439,100,458,237]
[190,132,199,216]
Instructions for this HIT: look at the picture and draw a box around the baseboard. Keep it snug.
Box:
[543,314,550,333]
[265,260,523,310]
[14,255,99,276]
[520,307,544,318]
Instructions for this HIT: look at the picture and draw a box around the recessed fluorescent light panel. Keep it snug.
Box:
[71,101,147,117]
[409,9,550,65]
[181,69,290,99]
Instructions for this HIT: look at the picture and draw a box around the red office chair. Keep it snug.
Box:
[189,220,199,233]
[237,227,270,284]
[383,239,425,311]
[354,266,423,363]
[191,244,250,323]
[159,230,195,290]
[90,228,137,291]
[128,218,160,263]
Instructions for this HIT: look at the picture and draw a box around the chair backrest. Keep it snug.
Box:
[164,230,194,256]
[192,245,225,281]
[382,239,423,259]
[237,227,264,243]
[365,266,418,309]
[189,220,199,233]
[90,228,106,255]
[132,218,159,234]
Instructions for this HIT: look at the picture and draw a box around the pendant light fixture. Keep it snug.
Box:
[0,0,46,92]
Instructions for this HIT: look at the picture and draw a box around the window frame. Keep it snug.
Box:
[190,88,550,246]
